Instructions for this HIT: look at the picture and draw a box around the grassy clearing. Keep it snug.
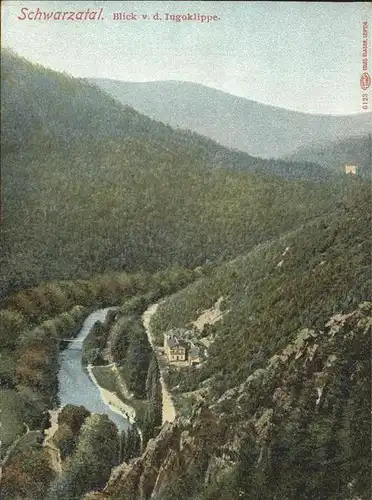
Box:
[91,365,119,395]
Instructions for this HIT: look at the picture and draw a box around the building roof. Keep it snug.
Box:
[167,327,193,337]
[166,335,187,349]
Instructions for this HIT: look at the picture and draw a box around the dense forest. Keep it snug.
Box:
[1,49,347,298]
[0,49,370,500]
[95,182,371,500]
[152,182,371,397]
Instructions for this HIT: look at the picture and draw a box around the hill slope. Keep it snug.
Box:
[286,135,372,177]
[1,51,347,296]
[2,49,331,182]
[86,181,371,500]
[88,78,372,158]
[1,175,369,500]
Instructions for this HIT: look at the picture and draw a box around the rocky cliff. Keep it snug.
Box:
[84,302,371,500]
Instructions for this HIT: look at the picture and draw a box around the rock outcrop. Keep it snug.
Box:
[84,303,371,500]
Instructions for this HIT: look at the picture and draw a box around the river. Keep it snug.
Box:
[58,308,130,432]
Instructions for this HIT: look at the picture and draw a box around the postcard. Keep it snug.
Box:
[1,2,371,499]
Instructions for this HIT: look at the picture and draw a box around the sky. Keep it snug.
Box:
[2,1,372,114]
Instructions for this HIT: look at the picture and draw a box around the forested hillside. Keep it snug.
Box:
[88,78,372,158]
[97,181,371,500]
[2,48,332,181]
[286,135,372,177]
[151,182,371,396]
[1,181,370,500]
[1,50,347,297]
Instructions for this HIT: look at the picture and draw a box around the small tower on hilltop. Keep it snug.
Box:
[345,164,358,175]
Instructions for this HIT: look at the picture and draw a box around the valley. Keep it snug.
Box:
[0,48,370,500]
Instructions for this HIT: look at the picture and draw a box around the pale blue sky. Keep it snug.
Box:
[2,1,372,114]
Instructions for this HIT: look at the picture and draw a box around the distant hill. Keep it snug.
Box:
[285,135,372,178]
[1,50,350,296]
[88,78,372,158]
[2,49,335,183]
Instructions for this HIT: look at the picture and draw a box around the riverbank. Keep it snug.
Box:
[87,364,136,424]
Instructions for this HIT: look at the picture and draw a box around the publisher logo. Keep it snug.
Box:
[360,72,371,91]
[361,21,369,110]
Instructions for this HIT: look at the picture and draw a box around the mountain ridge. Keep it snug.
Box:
[89,77,368,118]
[88,77,372,159]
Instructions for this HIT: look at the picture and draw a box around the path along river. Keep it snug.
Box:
[58,308,130,432]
